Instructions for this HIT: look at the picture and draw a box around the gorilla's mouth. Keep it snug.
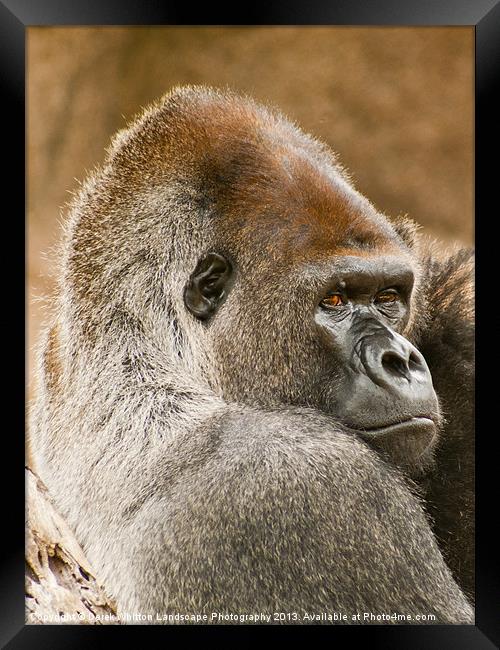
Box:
[353,417,438,466]
[356,416,436,436]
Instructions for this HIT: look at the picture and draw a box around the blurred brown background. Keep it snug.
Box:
[27,26,473,395]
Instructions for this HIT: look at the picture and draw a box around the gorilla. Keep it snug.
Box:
[30,86,474,624]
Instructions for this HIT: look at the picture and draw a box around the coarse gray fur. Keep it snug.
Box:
[29,86,473,624]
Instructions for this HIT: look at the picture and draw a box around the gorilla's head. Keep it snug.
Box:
[67,86,440,473]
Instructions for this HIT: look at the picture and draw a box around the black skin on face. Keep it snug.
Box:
[184,251,439,473]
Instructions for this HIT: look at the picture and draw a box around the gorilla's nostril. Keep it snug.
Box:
[382,351,409,379]
[408,351,422,370]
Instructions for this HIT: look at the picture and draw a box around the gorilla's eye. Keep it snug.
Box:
[320,293,344,309]
[375,289,399,304]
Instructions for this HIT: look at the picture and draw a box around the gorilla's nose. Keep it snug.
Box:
[361,330,434,400]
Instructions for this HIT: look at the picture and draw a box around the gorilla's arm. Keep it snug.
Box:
[109,409,472,624]
[416,248,474,598]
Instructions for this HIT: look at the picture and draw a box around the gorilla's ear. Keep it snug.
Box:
[184,252,233,321]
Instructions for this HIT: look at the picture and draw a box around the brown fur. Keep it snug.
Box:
[30,86,474,623]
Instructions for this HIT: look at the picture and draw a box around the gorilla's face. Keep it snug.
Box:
[183,120,440,473]
[309,252,440,471]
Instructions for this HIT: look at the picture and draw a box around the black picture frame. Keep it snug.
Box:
[5,1,499,647]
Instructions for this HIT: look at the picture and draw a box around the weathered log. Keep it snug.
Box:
[25,467,120,625]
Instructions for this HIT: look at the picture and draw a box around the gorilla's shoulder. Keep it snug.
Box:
[417,246,474,362]
[201,406,399,487]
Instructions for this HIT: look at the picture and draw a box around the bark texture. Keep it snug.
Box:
[25,467,119,625]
